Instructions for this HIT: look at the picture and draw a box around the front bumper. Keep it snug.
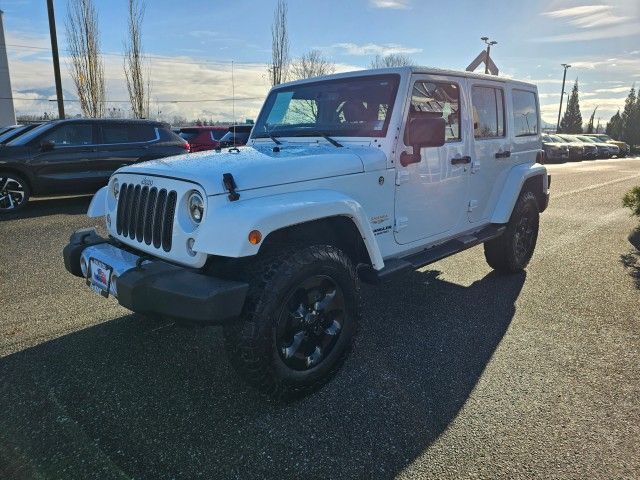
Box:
[63,229,248,325]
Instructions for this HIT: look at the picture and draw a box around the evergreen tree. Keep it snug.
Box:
[559,80,583,133]
[605,110,623,140]
[586,106,598,134]
[621,86,637,146]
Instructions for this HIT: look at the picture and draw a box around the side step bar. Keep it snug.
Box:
[358,224,506,284]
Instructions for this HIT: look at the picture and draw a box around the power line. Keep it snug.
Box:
[4,43,267,68]
[0,95,263,103]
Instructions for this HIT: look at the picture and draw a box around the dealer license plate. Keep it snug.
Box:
[88,258,112,298]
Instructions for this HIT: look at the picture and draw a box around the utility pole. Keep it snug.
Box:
[556,63,571,133]
[47,0,64,119]
[481,37,497,75]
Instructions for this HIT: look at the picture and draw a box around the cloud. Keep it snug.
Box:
[331,42,421,56]
[594,86,635,94]
[539,4,638,42]
[369,0,410,9]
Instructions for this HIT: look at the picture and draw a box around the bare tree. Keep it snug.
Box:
[290,50,336,80]
[268,0,289,86]
[370,53,414,68]
[66,0,105,117]
[123,0,148,118]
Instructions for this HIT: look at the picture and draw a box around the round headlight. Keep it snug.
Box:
[111,178,120,199]
[188,192,204,224]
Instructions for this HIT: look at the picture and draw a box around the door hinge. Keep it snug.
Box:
[471,160,481,173]
[468,200,479,212]
[394,216,409,232]
[396,170,410,185]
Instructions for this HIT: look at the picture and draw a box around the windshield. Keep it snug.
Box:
[253,74,400,139]
[7,122,55,146]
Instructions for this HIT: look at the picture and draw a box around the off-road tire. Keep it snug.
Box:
[484,191,539,272]
[223,244,360,400]
[0,171,30,213]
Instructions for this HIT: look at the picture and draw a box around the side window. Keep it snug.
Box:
[101,124,157,144]
[408,81,461,141]
[40,124,92,146]
[512,90,539,137]
[472,86,505,139]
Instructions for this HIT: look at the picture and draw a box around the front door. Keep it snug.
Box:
[394,77,470,245]
[96,123,159,182]
[30,122,99,194]
[467,83,511,223]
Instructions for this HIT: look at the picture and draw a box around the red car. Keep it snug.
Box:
[177,126,227,152]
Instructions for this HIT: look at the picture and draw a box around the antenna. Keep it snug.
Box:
[232,60,236,147]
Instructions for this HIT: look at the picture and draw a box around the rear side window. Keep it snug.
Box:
[512,90,539,137]
[408,81,461,141]
[472,86,505,139]
[179,130,200,141]
[101,124,157,144]
[211,130,226,141]
[40,124,93,146]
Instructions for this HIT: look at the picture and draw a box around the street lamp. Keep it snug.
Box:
[556,63,571,133]
[481,37,498,74]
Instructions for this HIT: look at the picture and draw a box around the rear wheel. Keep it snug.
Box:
[484,191,539,272]
[0,172,30,213]
[223,244,359,400]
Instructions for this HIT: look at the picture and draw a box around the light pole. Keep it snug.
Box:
[46,0,64,119]
[481,37,497,74]
[556,63,571,133]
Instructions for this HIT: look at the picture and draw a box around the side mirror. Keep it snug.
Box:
[40,140,55,152]
[401,116,446,166]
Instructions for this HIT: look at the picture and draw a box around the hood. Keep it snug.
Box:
[118,143,386,195]
[543,142,568,148]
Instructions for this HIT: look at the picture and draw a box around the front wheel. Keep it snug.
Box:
[223,244,360,400]
[484,191,540,272]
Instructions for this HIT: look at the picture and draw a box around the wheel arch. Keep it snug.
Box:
[193,189,385,270]
[491,164,548,224]
[0,165,34,193]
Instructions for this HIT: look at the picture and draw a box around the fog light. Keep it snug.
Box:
[248,230,262,245]
[186,237,197,257]
[80,256,88,277]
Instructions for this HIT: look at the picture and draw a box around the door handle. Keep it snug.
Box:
[451,156,471,165]
[495,150,511,159]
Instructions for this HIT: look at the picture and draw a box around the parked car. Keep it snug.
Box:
[64,67,549,399]
[177,126,228,152]
[0,125,19,136]
[584,134,629,157]
[541,134,569,163]
[558,134,598,160]
[218,124,253,148]
[0,118,188,212]
[553,134,584,161]
[575,135,618,159]
[0,123,43,145]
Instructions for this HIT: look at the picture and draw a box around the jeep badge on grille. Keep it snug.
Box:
[141,178,153,186]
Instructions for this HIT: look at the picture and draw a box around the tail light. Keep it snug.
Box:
[536,150,545,164]
[181,142,191,152]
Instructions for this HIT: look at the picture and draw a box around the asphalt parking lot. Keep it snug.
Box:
[1,157,639,479]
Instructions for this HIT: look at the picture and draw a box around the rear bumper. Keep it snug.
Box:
[63,228,248,325]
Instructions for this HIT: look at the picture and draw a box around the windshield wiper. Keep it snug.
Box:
[296,131,343,148]
[267,133,282,145]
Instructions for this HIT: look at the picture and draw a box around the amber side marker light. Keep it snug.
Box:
[248,230,262,245]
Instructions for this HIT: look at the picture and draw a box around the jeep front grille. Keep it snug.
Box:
[116,183,177,252]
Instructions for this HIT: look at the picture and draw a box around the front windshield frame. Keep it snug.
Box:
[7,122,55,146]
[252,73,401,140]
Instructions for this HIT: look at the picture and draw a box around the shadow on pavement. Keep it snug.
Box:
[0,195,92,222]
[620,251,640,289]
[0,269,525,479]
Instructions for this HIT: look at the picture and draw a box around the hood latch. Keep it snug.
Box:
[223,173,240,201]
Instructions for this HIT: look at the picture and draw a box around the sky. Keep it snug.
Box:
[1,0,639,126]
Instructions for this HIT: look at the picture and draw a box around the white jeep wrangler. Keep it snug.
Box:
[64,67,549,399]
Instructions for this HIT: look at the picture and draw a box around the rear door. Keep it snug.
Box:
[467,82,511,223]
[97,123,160,179]
[30,122,98,193]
